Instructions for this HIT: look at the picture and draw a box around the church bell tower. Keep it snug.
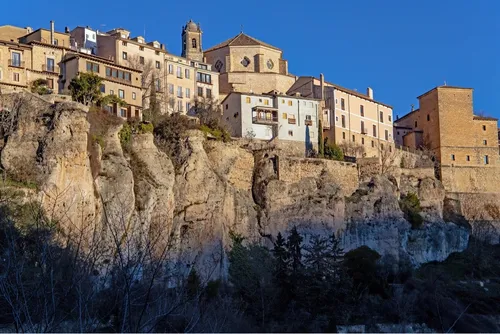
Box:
[182,19,203,61]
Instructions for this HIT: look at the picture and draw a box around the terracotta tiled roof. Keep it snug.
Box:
[204,32,281,52]
[473,115,498,121]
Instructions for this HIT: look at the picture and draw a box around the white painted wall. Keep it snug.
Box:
[223,93,319,144]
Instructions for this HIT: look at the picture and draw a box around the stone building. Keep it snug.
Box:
[203,32,297,99]
[395,86,498,167]
[181,20,203,62]
[221,91,320,154]
[0,21,68,93]
[0,25,33,42]
[92,22,219,115]
[60,52,143,119]
[287,75,394,158]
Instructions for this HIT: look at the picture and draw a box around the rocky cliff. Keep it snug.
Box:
[0,94,471,276]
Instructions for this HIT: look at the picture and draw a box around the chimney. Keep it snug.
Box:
[320,73,325,100]
[50,20,55,45]
[65,26,69,33]
[367,87,373,99]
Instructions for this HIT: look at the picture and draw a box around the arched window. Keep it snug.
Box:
[192,38,197,48]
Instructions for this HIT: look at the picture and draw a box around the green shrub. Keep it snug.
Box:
[91,134,105,148]
[139,122,154,134]
[324,141,344,161]
[119,122,132,146]
[199,124,230,142]
[399,192,423,228]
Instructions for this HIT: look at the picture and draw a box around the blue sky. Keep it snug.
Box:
[2,0,499,118]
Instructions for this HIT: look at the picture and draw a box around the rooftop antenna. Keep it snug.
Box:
[144,24,146,38]
[240,24,243,33]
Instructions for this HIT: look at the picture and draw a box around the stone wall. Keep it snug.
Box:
[278,157,358,196]
[441,166,500,193]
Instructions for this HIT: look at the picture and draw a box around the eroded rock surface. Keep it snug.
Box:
[0,92,474,275]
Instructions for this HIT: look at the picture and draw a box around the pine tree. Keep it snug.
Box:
[273,232,289,286]
[287,226,303,275]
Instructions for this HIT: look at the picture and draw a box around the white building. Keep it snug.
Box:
[221,91,320,151]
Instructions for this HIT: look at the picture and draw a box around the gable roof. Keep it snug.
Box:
[204,32,281,53]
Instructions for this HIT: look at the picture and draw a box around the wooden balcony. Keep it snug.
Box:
[252,107,278,125]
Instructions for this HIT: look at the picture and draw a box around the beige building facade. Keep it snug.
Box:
[395,86,498,167]
[203,33,296,99]
[287,75,394,158]
[91,23,219,115]
[0,22,68,93]
[61,52,143,118]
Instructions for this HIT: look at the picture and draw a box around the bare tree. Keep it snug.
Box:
[339,140,365,159]
[379,143,400,176]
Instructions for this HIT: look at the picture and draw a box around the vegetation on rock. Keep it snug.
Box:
[399,192,424,228]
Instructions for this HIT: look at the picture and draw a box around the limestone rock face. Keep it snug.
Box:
[0,92,473,275]
[129,132,176,253]
[171,131,258,275]
[0,96,98,231]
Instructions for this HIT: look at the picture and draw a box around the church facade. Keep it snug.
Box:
[203,33,297,99]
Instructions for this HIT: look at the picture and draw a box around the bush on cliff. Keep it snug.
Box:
[399,192,424,228]
[324,140,344,161]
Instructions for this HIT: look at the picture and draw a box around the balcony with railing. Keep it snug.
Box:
[252,107,278,125]
[304,119,313,126]
[9,59,25,68]
[42,64,59,74]
[361,128,368,135]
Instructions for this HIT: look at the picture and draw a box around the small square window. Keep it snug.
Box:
[388,115,392,122]
[132,92,136,100]
[13,72,19,82]
[427,114,430,121]
[156,61,161,69]
[415,121,418,128]
[483,125,487,131]
[139,46,144,51]
[118,89,125,99]
[451,154,456,161]
[226,104,228,110]
[483,140,488,145]
[466,155,470,161]
[110,90,114,95]
[352,135,355,142]
[342,132,345,140]
[264,100,269,106]
[360,105,364,117]
[122,41,127,46]
[282,113,287,119]
[361,138,365,145]
[122,52,127,60]
[288,100,292,106]
[120,108,127,118]
[288,130,293,136]
[484,155,489,165]
[245,97,251,103]
[340,98,345,110]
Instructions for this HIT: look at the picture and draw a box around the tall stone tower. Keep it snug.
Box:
[181,19,203,61]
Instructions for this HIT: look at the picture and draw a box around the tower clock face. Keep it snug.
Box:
[267,59,274,69]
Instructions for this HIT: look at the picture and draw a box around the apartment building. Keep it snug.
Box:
[221,91,320,151]
[287,75,394,157]
[69,26,98,55]
[0,25,33,42]
[60,52,143,118]
[87,23,219,115]
[0,22,67,93]
[19,21,70,47]
[395,86,498,167]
